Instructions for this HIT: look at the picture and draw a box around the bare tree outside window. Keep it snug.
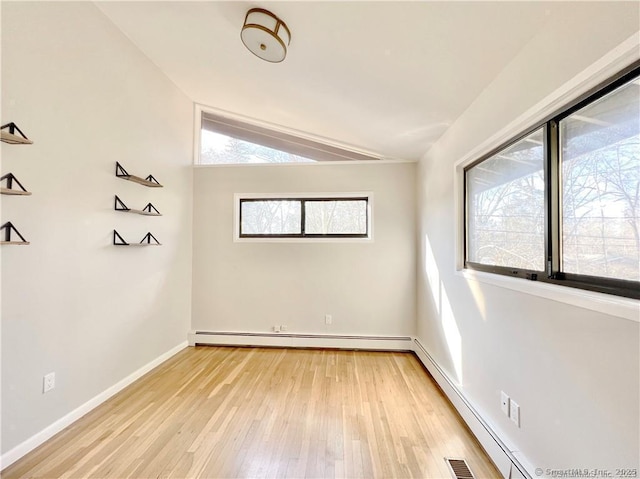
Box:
[466,129,546,271]
[464,68,639,298]
[239,198,370,238]
[201,130,316,165]
[305,200,367,235]
[241,200,301,235]
[561,78,640,281]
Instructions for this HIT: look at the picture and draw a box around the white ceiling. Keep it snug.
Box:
[96,1,558,161]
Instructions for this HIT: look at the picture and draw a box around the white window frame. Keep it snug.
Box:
[234,192,374,243]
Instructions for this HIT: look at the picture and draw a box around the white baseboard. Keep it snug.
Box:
[189,330,413,351]
[0,340,188,471]
[412,338,533,479]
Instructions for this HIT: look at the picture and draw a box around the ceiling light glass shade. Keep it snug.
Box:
[241,8,291,63]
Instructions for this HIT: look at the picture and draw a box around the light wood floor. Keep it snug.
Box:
[3,347,500,478]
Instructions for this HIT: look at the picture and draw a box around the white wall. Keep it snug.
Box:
[3,0,638,474]
[192,163,416,338]
[1,2,193,458]
[416,2,639,475]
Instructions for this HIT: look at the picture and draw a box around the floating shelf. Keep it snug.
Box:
[116,162,162,188]
[1,173,31,196]
[114,195,161,216]
[1,122,33,145]
[1,222,29,245]
[113,230,161,246]
[1,189,31,196]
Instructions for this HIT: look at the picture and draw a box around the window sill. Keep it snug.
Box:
[234,236,373,244]
[193,159,413,168]
[457,269,639,322]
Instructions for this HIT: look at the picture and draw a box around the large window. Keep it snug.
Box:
[238,196,371,239]
[465,65,639,299]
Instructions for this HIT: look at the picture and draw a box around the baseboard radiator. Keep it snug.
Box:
[189,330,413,351]
[412,338,531,479]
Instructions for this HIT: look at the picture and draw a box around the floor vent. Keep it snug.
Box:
[445,458,475,479]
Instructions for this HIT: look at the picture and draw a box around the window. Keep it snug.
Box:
[241,200,302,235]
[201,130,316,165]
[466,128,545,271]
[237,195,371,239]
[465,64,639,299]
[560,79,639,283]
[198,110,380,165]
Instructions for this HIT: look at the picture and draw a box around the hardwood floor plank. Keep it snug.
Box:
[3,347,501,478]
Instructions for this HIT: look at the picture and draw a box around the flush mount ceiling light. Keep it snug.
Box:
[241,8,291,63]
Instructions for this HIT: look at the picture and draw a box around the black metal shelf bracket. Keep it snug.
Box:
[144,174,161,185]
[143,203,161,215]
[1,221,29,243]
[114,195,130,211]
[113,229,129,245]
[1,122,33,144]
[140,232,161,245]
[1,173,30,193]
[115,162,128,178]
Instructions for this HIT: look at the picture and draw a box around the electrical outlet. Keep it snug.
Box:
[273,325,281,333]
[510,399,520,427]
[325,314,332,325]
[43,372,55,393]
[500,391,510,416]
[280,325,288,331]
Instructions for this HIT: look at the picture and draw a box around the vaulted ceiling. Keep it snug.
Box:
[96,2,562,161]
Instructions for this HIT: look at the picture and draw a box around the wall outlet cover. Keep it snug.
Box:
[510,399,520,427]
[43,372,55,393]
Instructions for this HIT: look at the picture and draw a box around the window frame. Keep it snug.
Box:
[234,193,373,242]
[463,124,549,281]
[463,63,640,300]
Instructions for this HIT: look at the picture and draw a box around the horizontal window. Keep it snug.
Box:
[238,195,371,239]
[464,64,640,299]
